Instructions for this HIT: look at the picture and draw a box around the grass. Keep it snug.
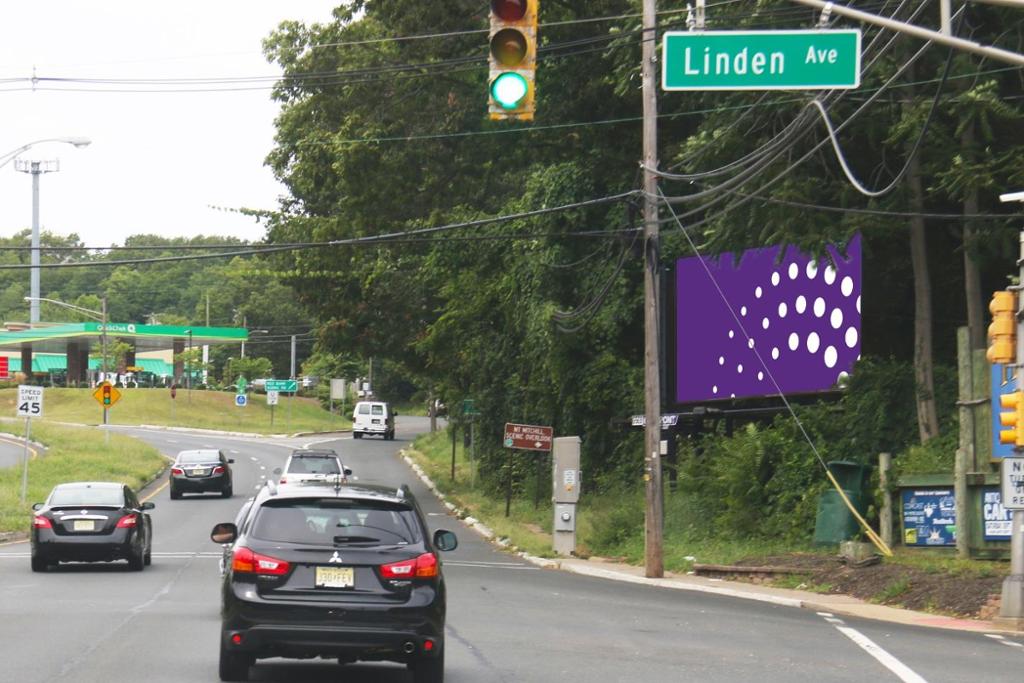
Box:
[0,387,350,435]
[0,420,167,533]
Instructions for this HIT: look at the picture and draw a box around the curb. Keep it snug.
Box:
[0,432,47,453]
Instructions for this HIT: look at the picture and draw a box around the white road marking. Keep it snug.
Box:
[834,625,928,683]
[167,439,178,443]
[817,612,834,618]
[1000,640,1024,649]
[260,466,266,471]
[230,450,240,454]
[445,561,539,571]
[985,634,1005,640]
[825,617,845,625]
[250,456,259,462]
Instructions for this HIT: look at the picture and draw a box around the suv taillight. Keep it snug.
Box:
[231,546,291,576]
[381,552,438,579]
[33,515,52,529]
[116,514,138,528]
[213,465,225,475]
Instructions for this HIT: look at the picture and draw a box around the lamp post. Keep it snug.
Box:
[6,138,92,324]
[23,295,107,422]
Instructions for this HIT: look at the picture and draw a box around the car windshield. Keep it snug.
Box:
[178,452,218,464]
[287,456,341,475]
[251,500,420,545]
[49,486,124,506]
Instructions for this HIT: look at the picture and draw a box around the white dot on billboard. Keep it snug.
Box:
[737,364,743,374]
[845,327,858,348]
[788,333,799,351]
[838,371,850,384]
[813,297,826,317]
[757,371,764,381]
[807,332,820,353]
[772,347,780,360]
[728,330,734,339]
[824,345,838,368]
[841,276,854,297]
[741,306,747,316]
[831,308,843,329]
[713,385,718,394]
[788,263,798,279]
[755,286,763,298]
[806,261,818,279]
[856,295,861,313]
[762,317,770,330]
[796,295,806,314]
[747,339,754,349]
[719,356,725,366]
[771,272,780,286]
[778,302,787,318]
[824,266,837,285]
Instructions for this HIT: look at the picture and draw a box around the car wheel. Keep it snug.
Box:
[30,555,48,573]
[170,486,181,500]
[128,544,145,571]
[222,486,233,499]
[219,639,252,682]
[144,543,152,566]
[410,646,444,683]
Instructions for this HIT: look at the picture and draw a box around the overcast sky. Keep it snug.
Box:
[0,1,342,246]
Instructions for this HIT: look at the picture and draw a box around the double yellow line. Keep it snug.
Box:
[0,434,39,461]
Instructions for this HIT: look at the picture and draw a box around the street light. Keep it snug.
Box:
[24,295,108,423]
[7,137,92,324]
[240,329,268,359]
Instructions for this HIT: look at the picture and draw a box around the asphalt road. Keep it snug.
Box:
[1,417,1023,682]
[0,430,37,469]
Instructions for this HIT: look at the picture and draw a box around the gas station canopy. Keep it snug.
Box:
[0,322,248,354]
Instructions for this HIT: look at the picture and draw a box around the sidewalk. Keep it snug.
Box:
[400,451,1020,637]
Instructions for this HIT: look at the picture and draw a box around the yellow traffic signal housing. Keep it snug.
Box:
[488,0,537,121]
[999,391,1024,446]
[987,290,1017,364]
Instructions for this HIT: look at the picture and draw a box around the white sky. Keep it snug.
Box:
[0,1,342,246]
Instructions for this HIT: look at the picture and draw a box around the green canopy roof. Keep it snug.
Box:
[0,322,247,354]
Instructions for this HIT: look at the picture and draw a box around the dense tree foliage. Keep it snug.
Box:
[261,1,1023,531]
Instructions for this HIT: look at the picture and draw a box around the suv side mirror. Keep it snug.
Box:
[31,503,43,511]
[273,467,282,476]
[227,458,235,464]
[141,502,156,511]
[433,529,458,552]
[211,522,238,544]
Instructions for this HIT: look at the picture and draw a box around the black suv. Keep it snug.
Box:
[170,449,234,499]
[210,483,457,682]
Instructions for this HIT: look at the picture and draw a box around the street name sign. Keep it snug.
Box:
[503,423,554,452]
[265,379,298,393]
[266,390,279,406]
[630,414,680,429]
[1002,457,1024,510]
[662,30,861,91]
[16,385,43,417]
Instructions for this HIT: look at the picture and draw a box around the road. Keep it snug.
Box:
[1,416,1022,682]
[0,430,38,470]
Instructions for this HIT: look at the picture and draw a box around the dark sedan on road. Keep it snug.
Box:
[30,481,154,572]
[170,449,234,499]
[211,483,457,682]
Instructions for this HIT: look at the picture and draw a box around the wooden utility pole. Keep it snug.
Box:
[642,0,664,578]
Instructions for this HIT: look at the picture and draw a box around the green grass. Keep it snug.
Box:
[0,421,167,533]
[0,388,350,435]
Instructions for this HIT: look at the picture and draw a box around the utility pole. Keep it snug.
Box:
[16,159,59,324]
[241,315,247,358]
[101,297,108,425]
[290,335,297,379]
[641,0,664,578]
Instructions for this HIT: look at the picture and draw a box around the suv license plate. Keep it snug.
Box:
[73,520,95,532]
[315,566,354,588]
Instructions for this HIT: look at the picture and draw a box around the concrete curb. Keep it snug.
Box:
[0,432,47,454]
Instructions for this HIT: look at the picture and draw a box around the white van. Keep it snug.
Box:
[352,401,396,440]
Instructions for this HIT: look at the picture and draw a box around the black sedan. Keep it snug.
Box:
[170,449,234,499]
[30,481,154,572]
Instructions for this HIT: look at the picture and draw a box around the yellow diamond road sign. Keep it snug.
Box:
[92,381,122,408]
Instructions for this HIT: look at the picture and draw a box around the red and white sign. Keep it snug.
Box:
[503,423,553,452]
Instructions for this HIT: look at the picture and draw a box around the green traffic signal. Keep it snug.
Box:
[490,72,528,109]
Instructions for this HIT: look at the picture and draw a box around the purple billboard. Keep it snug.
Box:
[674,234,861,404]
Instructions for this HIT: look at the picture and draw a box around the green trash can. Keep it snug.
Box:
[813,461,871,545]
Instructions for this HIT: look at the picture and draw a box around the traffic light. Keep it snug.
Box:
[999,391,1024,446]
[489,0,537,121]
[102,383,112,406]
[987,290,1018,364]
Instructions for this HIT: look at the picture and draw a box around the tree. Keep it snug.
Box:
[223,357,273,385]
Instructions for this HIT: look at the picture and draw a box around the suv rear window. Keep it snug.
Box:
[371,405,384,415]
[287,456,341,475]
[357,404,370,414]
[50,486,125,506]
[251,500,420,546]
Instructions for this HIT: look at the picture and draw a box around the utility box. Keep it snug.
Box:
[552,436,581,555]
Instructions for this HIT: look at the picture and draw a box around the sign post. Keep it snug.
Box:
[662,30,861,91]
[267,390,279,427]
[16,385,43,503]
[502,423,554,517]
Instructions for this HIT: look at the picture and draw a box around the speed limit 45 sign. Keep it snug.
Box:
[17,385,43,418]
